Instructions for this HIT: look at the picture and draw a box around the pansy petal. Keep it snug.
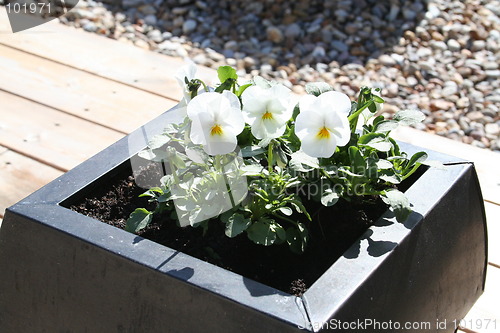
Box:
[175,61,196,86]
[205,127,238,155]
[320,91,352,115]
[187,92,216,118]
[243,83,293,140]
[331,122,351,147]
[298,94,318,114]
[242,86,268,114]
[187,91,244,155]
[252,117,286,139]
[222,90,242,109]
[301,133,338,158]
[189,116,206,145]
[295,111,324,134]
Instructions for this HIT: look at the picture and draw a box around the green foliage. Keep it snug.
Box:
[125,68,429,255]
[381,189,411,222]
[224,213,251,238]
[305,82,333,96]
[125,208,153,233]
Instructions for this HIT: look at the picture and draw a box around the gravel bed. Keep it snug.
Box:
[48,0,500,150]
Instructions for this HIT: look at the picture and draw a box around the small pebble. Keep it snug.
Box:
[59,0,499,151]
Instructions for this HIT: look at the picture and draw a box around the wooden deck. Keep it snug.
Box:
[0,8,499,332]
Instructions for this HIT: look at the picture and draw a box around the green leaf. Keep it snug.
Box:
[161,174,175,188]
[305,82,333,96]
[286,223,309,254]
[379,170,402,184]
[148,134,171,150]
[381,189,411,222]
[253,76,272,89]
[258,138,273,148]
[241,145,265,158]
[337,167,363,178]
[237,125,253,147]
[139,187,164,198]
[138,148,168,162]
[289,199,312,221]
[289,151,319,171]
[393,109,425,126]
[389,137,401,156]
[217,66,238,82]
[349,146,365,174]
[358,132,383,145]
[373,95,385,104]
[374,120,399,133]
[241,164,266,176]
[407,151,428,168]
[276,224,287,243]
[376,159,393,170]
[156,193,171,203]
[236,83,252,97]
[358,133,392,152]
[278,207,293,216]
[246,219,278,246]
[125,208,153,233]
[273,144,288,168]
[321,188,339,207]
[169,151,187,169]
[214,79,236,93]
[225,213,252,238]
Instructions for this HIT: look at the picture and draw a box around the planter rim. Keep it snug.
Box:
[4,107,483,331]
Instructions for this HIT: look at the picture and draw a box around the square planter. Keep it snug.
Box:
[0,107,487,332]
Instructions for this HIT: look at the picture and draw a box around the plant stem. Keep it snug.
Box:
[217,155,236,208]
[168,160,180,184]
[271,212,298,226]
[267,141,274,173]
[348,100,374,132]
[320,167,333,180]
[198,79,209,92]
[401,163,422,181]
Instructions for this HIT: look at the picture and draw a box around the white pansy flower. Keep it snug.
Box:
[241,84,294,139]
[171,60,198,122]
[187,91,245,155]
[295,91,351,158]
[175,59,198,101]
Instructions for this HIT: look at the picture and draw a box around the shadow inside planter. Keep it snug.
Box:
[62,147,430,295]
[343,211,422,259]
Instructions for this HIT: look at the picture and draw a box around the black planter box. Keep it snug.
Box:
[0,108,487,332]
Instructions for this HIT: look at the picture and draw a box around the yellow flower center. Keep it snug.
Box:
[316,126,330,140]
[262,111,274,120]
[210,124,223,136]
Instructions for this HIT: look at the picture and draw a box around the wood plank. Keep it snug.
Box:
[0,44,176,133]
[0,7,216,100]
[485,202,500,267]
[0,90,124,171]
[0,150,63,217]
[393,126,500,205]
[460,265,500,333]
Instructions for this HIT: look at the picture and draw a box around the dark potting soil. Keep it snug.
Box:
[69,162,421,296]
